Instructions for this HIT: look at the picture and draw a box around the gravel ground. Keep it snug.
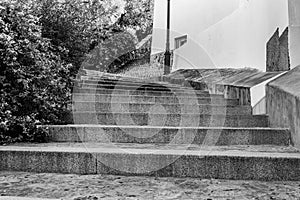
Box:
[1,172,300,200]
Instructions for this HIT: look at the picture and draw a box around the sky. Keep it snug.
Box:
[152,0,289,71]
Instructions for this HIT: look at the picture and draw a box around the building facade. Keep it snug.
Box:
[152,0,300,71]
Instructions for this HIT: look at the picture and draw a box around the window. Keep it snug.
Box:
[175,35,187,49]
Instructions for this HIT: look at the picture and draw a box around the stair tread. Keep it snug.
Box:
[72,93,235,99]
[1,143,299,158]
[47,124,284,130]
[72,101,248,107]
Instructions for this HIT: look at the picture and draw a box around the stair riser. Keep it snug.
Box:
[72,95,239,106]
[72,103,252,115]
[71,113,269,127]
[1,150,300,181]
[80,80,190,89]
[73,88,214,97]
[78,83,201,92]
[81,75,144,82]
[48,126,290,146]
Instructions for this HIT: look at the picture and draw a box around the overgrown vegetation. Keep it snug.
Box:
[0,0,154,144]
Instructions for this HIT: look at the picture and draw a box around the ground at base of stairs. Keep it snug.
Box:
[1,172,300,200]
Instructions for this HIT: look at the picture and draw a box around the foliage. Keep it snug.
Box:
[0,0,154,144]
[83,0,154,72]
[37,0,126,76]
[0,1,72,143]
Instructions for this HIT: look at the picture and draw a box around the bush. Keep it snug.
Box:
[0,0,154,144]
[0,1,72,144]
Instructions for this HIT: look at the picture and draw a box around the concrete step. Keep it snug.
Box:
[72,94,239,106]
[80,73,150,82]
[1,143,300,181]
[80,75,163,85]
[77,79,191,89]
[73,88,222,98]
[72,102,252,115]
[71,112,269,127]
[47,125,291,146]
[77,80,201,91]
[76,84,209,94]
[78,83,203,94]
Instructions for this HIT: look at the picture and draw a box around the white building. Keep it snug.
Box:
[152,0,300,71]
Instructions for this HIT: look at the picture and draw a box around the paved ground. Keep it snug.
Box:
[1,172,300,200]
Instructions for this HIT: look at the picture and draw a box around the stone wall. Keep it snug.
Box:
[266,27,290,72]
[150,51,174,67]
[266,65,300,147]
[222,85,251,106]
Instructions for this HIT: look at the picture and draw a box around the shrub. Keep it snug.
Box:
[0,1,72,144]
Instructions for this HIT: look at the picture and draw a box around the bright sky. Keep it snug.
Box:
[152,0,289,71]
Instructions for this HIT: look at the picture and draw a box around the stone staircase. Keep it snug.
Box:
[1,70,300,181]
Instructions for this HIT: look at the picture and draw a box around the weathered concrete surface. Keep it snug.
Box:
[71,112,269,127]
[150,50,174,66]
[73,87,214,97]
[266,28,280,72]
[0,143,300,181]
[2,172,300,200]
[79,83,204,92]
[266,65,300,147]
[72,102,252,115]
[72,93,240,106]
[266,28,290,72]
[47,125,290,146]
[160,68,282,105]
[222,85,251,106]
[0,150,96,174]
[163,68,282,88]
[279,28,291,71]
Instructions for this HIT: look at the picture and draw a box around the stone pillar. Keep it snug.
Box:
[289,0,300,68]
[266,28,290,72]
[279,27,290,71]
[266,28,280,72]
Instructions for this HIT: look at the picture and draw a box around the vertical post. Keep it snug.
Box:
[164,0,171,75]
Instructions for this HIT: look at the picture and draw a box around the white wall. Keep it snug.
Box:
[289,0,300,68]
[152,0,289,71]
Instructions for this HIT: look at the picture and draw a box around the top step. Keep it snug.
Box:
[77,79,196,91]
[77,83,209,94]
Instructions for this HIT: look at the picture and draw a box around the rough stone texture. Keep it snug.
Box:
[72,93,240,106]
[1,143,300,181]
[72,102,252,115]
[266,28,290,72]
[47,125,290,146]
[2,172,300,200]
[279,28,291,71]
[266,65,300,147]
[150,50,174,67]
[160,68,281,105]
[73,87,213,97]
[0,150,97,174]
[78,83,207,93]
[71,112,270,127]
[266,28,280,72]
[223,85,251,106]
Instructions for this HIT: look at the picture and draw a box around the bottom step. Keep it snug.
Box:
[1,143,300,181]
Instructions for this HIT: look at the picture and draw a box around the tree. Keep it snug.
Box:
[0,1,72,143]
